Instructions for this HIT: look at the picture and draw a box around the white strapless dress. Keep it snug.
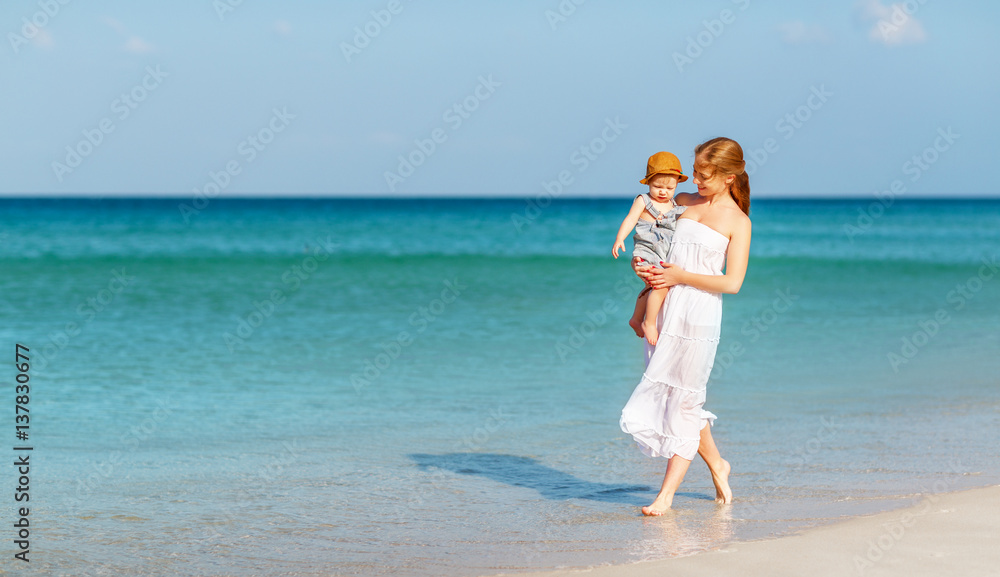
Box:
[620,218,729,460]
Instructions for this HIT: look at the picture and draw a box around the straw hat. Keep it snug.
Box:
[640,151,688,184]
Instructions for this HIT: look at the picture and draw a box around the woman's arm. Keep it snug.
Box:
[639,217,751,294]
[612,196,646,258]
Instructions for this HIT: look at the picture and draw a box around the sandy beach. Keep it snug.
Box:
[517,485,1000,577]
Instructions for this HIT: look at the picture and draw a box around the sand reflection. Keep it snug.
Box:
[631,504,735,560]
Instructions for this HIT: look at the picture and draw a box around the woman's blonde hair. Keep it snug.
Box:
[694,137,750,215]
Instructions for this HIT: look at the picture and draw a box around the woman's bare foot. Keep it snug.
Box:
[711,459,732,504]
[641,495,672,516]
[628,317,645,338]
[642,319,658,346]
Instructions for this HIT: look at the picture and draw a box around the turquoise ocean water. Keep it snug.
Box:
[1,198,999,576]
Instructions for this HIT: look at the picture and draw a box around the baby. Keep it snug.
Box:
[612,151,688,346]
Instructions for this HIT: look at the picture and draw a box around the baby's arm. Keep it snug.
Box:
[612,196,647,259]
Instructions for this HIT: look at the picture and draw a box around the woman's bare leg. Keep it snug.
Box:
[642,454,691,516]
[628,286,652,338]
[641,288,669,346]
[698,423,732,504]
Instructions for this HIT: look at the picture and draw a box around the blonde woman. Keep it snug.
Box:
[619,137,752,516]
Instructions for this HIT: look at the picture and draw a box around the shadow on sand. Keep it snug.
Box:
[410,452,662,504]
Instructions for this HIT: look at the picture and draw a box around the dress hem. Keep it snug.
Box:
[619,411,718,460]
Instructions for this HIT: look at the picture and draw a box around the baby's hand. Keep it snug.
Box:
[612,240,627,259]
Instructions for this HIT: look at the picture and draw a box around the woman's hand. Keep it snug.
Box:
[638,262,687,290]
[631,257,653,288]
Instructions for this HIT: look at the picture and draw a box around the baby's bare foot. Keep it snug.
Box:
[642,319,659,346]
[628,317,644,338]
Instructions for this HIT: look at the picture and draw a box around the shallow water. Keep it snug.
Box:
[1,197,998,576]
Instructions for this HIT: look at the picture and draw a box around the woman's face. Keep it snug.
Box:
[692,155,733,197]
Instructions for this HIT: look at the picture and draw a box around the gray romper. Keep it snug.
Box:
[632,193,687,268]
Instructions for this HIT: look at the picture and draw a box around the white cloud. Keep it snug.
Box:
[103,17,126,34]
[9,26,56,51]
[857,0,927,46]
[104,17,155,53]
[274,20,292,36]
[123,36,154,53]
[778,21,833,44]
[32,28,55,50]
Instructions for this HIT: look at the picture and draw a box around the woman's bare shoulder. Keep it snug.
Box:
[726,206,752,233]
[726,203,750,221]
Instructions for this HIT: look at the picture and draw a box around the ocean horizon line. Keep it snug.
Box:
[0,194,998,202]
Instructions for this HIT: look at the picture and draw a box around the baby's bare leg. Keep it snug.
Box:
[628,286,651,338]
[641,287,669,346]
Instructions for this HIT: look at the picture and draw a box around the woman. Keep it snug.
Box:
[619,137,752,516]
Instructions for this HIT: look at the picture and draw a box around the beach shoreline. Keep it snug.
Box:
[505,484,1000,577]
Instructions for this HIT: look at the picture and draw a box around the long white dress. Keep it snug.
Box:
[620,218,729,461]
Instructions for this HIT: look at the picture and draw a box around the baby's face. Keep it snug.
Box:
[647,174,678,203]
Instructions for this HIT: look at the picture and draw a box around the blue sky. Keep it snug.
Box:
[2,0,997,197]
